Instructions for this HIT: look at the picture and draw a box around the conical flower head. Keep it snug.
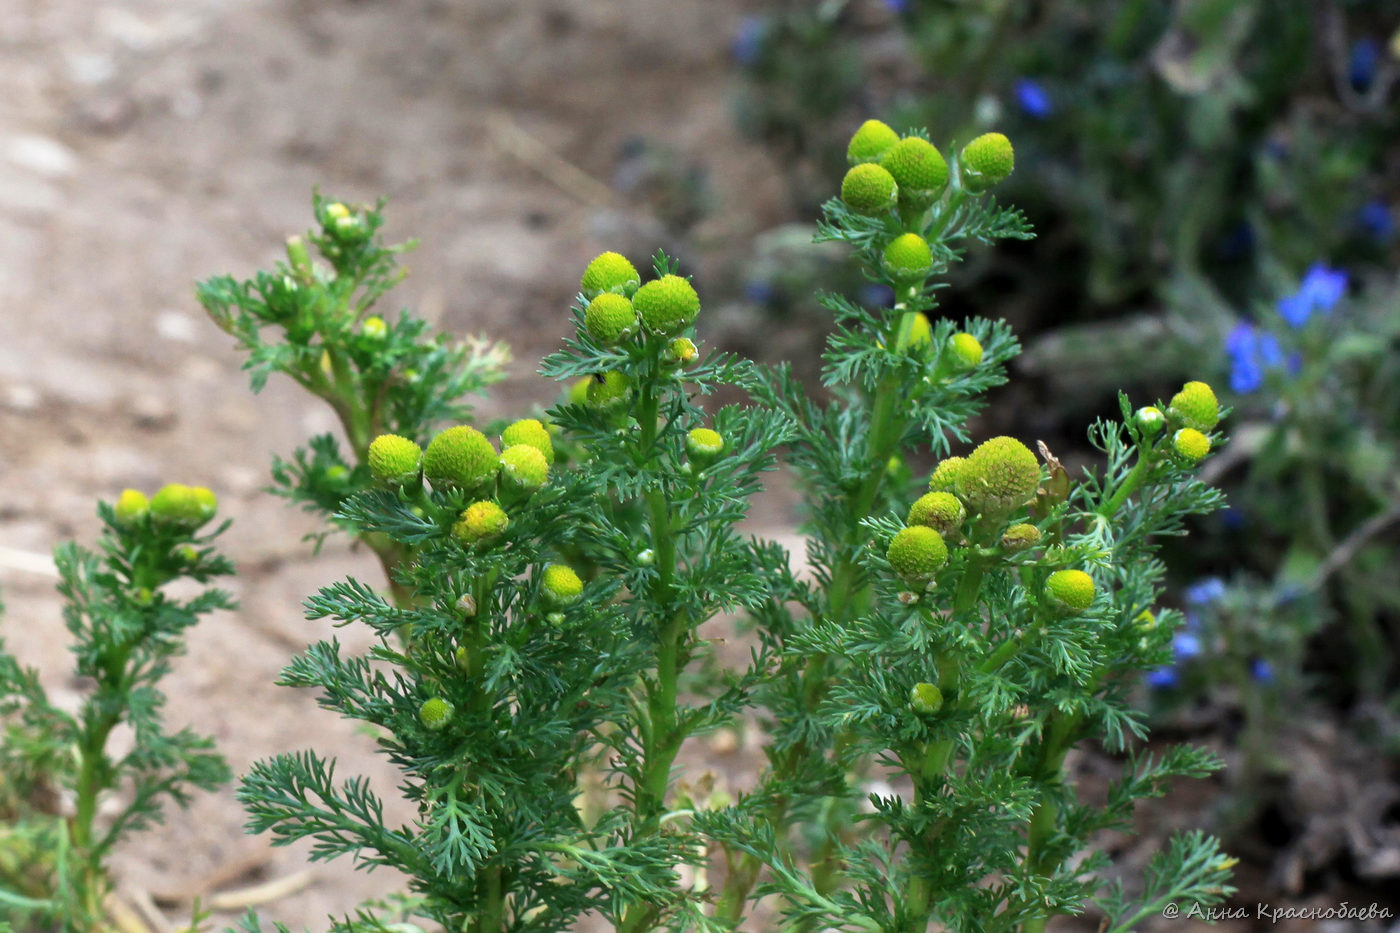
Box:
[633,275,700,336]
[419,697,454,730]
[581,251,640,298]
[960,436,1040,514]
[1046,569,1095,613]
[886,525,948,585]
[541,564,583,606]
[368,434,423,485]
[960,133,1014,191]
[840,163,898,215]
[500,444,549,492]
[584,293,638,346]
[948,332,983,370]
[1173,428,1211,463]
[907,492,965,536]
[847,119,900,165]
[882,233,933,282]
[501,418,554,466]
[1169,381,1220,431]
[880,137,949,196]
[424,426,498,489]
[114,489,150,526]
[452,500,509,546]
[928,456,970,494]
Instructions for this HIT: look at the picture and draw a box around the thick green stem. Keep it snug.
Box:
[1098,453,1151,519]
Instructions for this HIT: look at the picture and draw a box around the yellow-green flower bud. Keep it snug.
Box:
[285,235,312,277]
[909,682,944,715]
[452,501,509,546]
[368,434,423,485]
[886,525,948,585]
[880,137,949,201]
[1134,609,1156,631]
[948,332,983,370]
[1173,428,1211,463]
[1001,523,1041,551]
[325,202,350,221]
[960,133,1014,191]
[114,489,150,526]
[568,377,591,405]
[668,337,698,363]
[584,293,638,346]
[580,251,640,298]
[1135,406,1165,435]
[907,492,965,536]
[419,697,454,730]
[1169,381,1220,431]
[908,314,932,350]
[541,564,583,606]
[882,234,933,282]
[1045,569,1095,613]
[847,119,900,165]
[423,426,498,489]
[361,316,387,339]
[587,371,633,410]
[960,436,1040,514]
[686,428,725,465]
[500,444,549,492]
[840,163,898,215]
[633,275,701,336]
[455,645,471,671]
[501,419,554,466]
[150,484,215,529]
[928,456,969,494]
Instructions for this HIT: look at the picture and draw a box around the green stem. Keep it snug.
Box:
[1098,452,1152,518]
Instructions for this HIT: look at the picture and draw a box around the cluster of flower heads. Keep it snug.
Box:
[841,120,1014,217]
[1225,263,1347,394]
[367,417,554,548]
[114,483,219,531]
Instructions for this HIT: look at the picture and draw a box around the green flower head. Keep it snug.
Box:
[1173,428,1212,463]
[1000,523,1042,552]
[847,119,901,165]
[501,418,554,466]
[948,332,983,370]
[907,314,932,350]
[909,682,944,716]
[887,525,949,586]
[500,444,549,492]
[928,456,970,494]
[960,133,1014,191]
[587,371,633,410]
[581,251,640,298]
[907,492,965,537]
[840,163,898,215]
[686,427,725,464]
[541,564,584,606]
[114,489,150,526]
[1169,381,1220,431]
[1134,406,1165,435]
[960,436,1040,514]
[584,293,638,346]
[880,137,949,199]
[633,275,700,336]
[1046,569,1095,613]
[452,501,509,546]
[419,697,454,731]
[423,426,499,489]
[368,434,423,485]
[882,234,933,283]
[150,484,216,529]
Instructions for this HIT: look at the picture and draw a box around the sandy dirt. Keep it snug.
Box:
[0,0,795,928]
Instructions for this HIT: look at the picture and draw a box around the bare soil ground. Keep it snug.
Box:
[0,0,792,927]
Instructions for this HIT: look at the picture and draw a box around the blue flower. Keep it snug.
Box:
[731,16,767,67]
[1250,658,1274,683]
[1277,263,1347,328]
[1172,631,1202,661]
[744,280,776,305]
[1222,506,1246,530]
[1014,79,1053,120]
[1185,577,1226,605]
[1358,200,1395,243]
[860,283,896,309]
[1350,38,1380,92]
[884,0,911,13]
[1146,666,1179,689]
[1224,322,1284,394]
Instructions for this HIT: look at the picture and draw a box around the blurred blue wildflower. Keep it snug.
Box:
[1146,666,1179,689]
[884,0,911,13]
[1222,506,1246,530]
[1172,631,1203,661]
[744,280,777,305]
[1251,658,1274,683]
[1350,38,1380,92]
[860,283,896,309]
[1277,263,1347,328]
[1225,322,1284,394]
[731,16,767,67]
[1358,200,1395,243]
[1185,577,1226,605]
[1014,79,1053,120]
